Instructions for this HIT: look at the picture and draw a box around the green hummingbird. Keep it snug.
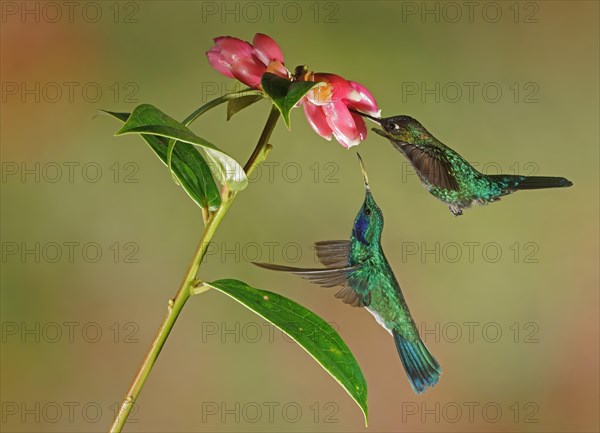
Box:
[254,154,441,394]
[354,111,573,216]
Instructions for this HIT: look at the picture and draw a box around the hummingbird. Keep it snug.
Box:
[352,111,573,216]
[253,154,441,394]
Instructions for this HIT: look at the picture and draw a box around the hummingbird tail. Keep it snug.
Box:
[393,331,441,394]
[490,175,573,191]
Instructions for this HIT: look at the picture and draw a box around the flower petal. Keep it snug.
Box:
[303,103,333,140]
[306,82,333,106]
[314,73,360,103]
[252,33,284,65]
[206,47,234,78]
[230,57,266,88]
[347,81,380,117]
[214,36,254,64]
[266,60,290,79]
[322,101,361,148]
[332,130,361,148]
[351,112,368,141]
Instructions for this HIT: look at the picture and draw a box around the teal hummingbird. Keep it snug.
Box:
[353,111,573,216]
[254,154,441,394]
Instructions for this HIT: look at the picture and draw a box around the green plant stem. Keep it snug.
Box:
[109,105,280,433]
[183,89,263,127]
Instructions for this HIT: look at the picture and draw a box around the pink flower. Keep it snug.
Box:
[206,34,380,148]
[206,33,289,89]
[301,72,380,148]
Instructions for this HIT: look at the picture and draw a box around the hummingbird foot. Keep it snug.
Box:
[449,205,463,216]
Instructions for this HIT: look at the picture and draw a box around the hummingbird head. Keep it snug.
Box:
[373,115,428,143]
[352,154,384,247]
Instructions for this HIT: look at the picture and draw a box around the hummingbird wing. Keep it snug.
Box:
[392,140,460,191]
[370,127,460,191]
[252,262,357,288]
[253,240,370,307]
[314,240,351,267]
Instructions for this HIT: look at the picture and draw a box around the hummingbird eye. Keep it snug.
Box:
[364,207,372,216]
[384,121,400,132]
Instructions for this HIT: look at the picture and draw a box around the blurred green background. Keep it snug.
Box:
[1,1,598,432]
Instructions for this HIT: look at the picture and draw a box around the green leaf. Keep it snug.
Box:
[206,279,368,425]
[261,73,318,128]
[102,111,221,211]
[168,90,263,183]
[227,94,264,120]
[116,104,248,191]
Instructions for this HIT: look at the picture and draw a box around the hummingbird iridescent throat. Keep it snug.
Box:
[253,154,441,394]
[352,110,573,216]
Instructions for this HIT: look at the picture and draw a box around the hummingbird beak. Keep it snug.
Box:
[349,108,381,124]
[371,127,389,138]
[356,153,370,191]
